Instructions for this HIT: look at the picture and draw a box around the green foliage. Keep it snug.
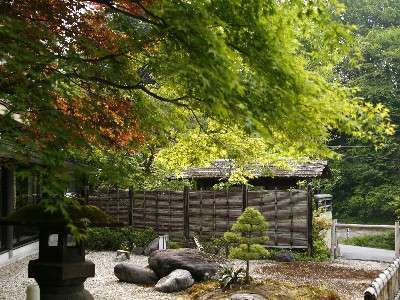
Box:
[85,227,156,251]
[5,201,115,241]
[224,208,269,281]
[168,240,184,249]
[1,0,396,236]
[218,265,246,290]
[341,231,395,250]
[311,209,331,261]
[317,0,400,225]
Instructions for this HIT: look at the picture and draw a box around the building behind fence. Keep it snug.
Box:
[88,187,312,250]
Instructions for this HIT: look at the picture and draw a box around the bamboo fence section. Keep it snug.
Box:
[88,187,312,249]
[364,257,400,300]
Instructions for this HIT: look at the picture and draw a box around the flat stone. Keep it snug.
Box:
[155,269,194,293]
[114,263,158,284]
[132,247,144,255]
[274,250,295,262]
[230,293,266,300]
[148,248,218,281]
[116,250,130,259]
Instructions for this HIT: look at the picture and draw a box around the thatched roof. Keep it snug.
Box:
[172,159,330,179]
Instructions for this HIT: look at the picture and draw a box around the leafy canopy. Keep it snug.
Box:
[0,0,393,165]
[319,0,400,224]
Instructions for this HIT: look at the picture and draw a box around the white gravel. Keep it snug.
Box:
[85,251,178,300]
[0,252,389,300]
[0,251,181,300]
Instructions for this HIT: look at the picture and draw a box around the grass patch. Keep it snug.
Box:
[181,279,339,300]
[341,231,394,250]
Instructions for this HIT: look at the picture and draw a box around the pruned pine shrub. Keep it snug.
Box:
[224,207,269,282]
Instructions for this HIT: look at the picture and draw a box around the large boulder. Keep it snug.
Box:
[155,269,194,293]
[144,237,160,256]
[114,263,158,284]
[148,248,218,281]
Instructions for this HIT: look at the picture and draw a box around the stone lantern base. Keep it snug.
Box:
[29,259,95,300]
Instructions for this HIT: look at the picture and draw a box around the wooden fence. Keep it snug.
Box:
[88,187,312,250]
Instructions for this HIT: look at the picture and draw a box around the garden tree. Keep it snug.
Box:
[155,120,333,186]
[0,1,395,231]
[317,0,400,224]
[224,207,269,282]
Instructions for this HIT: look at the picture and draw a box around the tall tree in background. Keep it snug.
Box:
[322,0,400,224]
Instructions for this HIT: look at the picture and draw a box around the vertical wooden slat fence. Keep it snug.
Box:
[88,188,311,249]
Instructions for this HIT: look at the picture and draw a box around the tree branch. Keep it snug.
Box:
[91,0,163,27]
[138,85,189,107]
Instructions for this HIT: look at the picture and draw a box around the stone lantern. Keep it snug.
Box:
[1,203,115,300]
[28,226,94,299]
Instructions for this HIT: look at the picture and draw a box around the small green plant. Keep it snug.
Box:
[168,240,184,249]
[311,209,331,261]
[224,207,269,282]
[218,264,246,290]
[119,241,131,252]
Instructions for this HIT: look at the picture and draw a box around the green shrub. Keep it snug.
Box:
[168,240,184,249]
[85,227,157,251]
[310,209,330,261]
[342,231,394,250]
[224,208,269,282]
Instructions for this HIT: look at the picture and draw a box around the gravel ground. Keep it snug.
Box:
[0,252,388,300]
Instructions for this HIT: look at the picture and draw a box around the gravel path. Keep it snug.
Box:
[0,252,388,300]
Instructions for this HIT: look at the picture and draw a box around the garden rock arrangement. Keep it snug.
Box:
[149,248,218,281]
[144,237,160,255]
[155,269,194,292]
[114,264,158,284]
[114,248,218,293]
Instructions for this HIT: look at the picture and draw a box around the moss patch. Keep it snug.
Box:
[181,279,340,300]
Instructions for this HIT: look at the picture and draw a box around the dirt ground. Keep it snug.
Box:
[184,259,386,300]
[250,259,385,300]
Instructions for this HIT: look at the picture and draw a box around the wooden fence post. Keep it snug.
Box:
[307,185,313,256]
[128,187,134,226]
[242,184,248,211]
[183,187,190,246]
[155,192,159,233]
[331,219,337,260]
[395,221,399,258]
